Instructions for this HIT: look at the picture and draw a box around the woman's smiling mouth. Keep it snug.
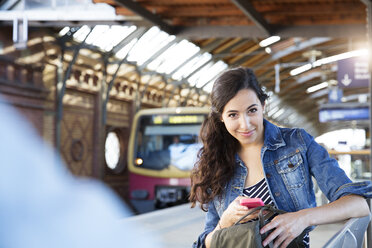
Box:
[238,129,255,137]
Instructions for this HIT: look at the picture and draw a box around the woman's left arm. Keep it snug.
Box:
[261,129,371,248]
[301,129,372,201]
[261,194,370,248]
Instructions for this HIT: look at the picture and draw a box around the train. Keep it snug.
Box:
[127,107,209,213]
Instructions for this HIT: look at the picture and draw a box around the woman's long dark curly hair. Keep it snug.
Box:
[189,67,268,211]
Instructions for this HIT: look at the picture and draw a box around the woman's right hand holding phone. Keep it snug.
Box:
[219,196,260,228]
[205,196,261,248]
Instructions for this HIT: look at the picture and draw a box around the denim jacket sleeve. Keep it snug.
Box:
[300,129,372,201]
[193,200,219,248]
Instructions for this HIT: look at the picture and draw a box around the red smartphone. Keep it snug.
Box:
[240,198,265,208]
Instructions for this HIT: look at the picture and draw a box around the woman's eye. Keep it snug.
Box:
[248,108,257,113]
[228,113,237,118]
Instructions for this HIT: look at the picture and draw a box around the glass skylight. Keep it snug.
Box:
[71,25,137,52]
[86,25,136,51]
[192,61,228,88]
[172,53,212,80]
[188,61,214,87]
[59,27,70,36]
[147,39,200,75]
[62,24,228,93]
[73,25,91,41]
[116,38,138,59]
[86,25,110,48]
[127,26,176,65]
[202,62,228,92]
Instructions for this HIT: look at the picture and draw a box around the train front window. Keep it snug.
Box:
[134,114,204,171]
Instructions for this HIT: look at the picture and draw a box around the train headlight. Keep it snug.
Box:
[135,158,143,166]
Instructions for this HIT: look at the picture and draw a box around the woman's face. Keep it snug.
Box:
[221,89,265,147]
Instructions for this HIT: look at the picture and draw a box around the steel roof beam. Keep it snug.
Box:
[114,0,176,35]
[231,0,273,36]
[177,24,366,39]
[111,26,148,54]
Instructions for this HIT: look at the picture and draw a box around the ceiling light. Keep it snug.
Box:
[306,82,328,93]
[259,36,280,47]
[290,49,368,76]
[309,88,328,98]
[265,47,272,54]
[342,93,369,102]
[290,63,312,76]
[312,49,367,67]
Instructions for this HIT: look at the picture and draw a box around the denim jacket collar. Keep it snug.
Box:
[263,119,286,150]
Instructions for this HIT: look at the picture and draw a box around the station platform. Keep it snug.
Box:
[122,203,348,248]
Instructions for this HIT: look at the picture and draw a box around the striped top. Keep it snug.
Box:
[242,178,309,248]
[242,178,274,206]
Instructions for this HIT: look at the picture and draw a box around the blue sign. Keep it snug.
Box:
[337,57,370,88]
[319,107,369,122]
[328,87,343,103]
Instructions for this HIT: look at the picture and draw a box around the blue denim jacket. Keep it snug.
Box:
[193,119,372,248]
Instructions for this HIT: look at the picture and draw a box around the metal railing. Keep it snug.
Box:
[323,214,371,248]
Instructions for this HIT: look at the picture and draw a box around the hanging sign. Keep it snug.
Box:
[319,107,369,122]
[328,87,343,103]
[337,56,370,88]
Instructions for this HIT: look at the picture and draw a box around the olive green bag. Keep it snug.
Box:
[210,205,306,248]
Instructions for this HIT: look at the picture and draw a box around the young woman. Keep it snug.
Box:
[190,67,371,248]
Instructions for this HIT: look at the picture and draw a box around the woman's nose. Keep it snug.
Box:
[239,114,251,129]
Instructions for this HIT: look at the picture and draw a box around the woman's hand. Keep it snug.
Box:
[219,196,258,227]
[260,211,308,248]
[259,194,370,248]
[205,196,260,248]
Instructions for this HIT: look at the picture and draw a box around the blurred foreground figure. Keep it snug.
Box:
[0,99,160,248]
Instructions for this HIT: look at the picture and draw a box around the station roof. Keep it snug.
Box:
[0,0,370,137]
